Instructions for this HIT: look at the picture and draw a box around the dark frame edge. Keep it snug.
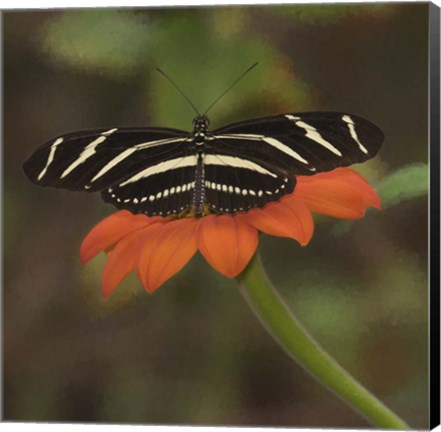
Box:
[429,1,441,430]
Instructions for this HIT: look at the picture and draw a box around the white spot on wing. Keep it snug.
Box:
[134,137,188,150]
[119,156,197,186]
[342,115,369,154]
[263,137,310,165]
[102,128,118,136]
[37,137,64,180]
[60,129,118,181]
[61,135,108,179]
[90,148,137,183]
[204,154,277,178]
[214,133,310,165]
[285,115,343,157]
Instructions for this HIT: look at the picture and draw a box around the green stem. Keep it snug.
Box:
[236,253,410,429]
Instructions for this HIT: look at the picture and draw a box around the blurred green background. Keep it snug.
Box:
[3,3,429,428]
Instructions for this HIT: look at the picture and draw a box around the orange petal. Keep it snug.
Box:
[317,168,381,210]
[294,168,381,219]
[197,215,258,278]
[137,219,199,293]
[101,228,150,298]
[80,210,163,264]
[240,198,314,245]
[341,169,381,210]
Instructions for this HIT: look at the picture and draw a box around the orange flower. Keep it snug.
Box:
[80,168,380,297]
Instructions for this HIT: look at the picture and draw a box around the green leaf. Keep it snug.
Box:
[377,163,428,209]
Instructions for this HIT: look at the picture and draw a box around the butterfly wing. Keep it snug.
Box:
[201,150,296,213]
[203,111,383,213]
[100,154,198,216]
[23,127,198,215]
[211,112,384,175]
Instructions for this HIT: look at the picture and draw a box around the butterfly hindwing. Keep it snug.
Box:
[203,147,296,213]
[101,154,197,216]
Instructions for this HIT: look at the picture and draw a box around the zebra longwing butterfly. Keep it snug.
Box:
[23,111,383,217]
[23,65,383,217]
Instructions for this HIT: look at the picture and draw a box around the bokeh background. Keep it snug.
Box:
[3,3,429,428]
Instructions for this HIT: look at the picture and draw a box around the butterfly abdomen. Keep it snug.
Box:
[193,151,206,216]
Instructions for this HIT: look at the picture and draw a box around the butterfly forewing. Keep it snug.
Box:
[23,127,190,192]
[212,112,383,175]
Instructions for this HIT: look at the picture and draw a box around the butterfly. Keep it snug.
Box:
[23,65,384,217]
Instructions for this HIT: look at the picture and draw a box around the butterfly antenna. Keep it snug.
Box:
[203,62,258,116]
[156,68,201,116]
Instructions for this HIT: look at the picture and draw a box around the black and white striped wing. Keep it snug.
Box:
[201,111,383,213]
[210,112,384,176]
[202,152,296,213]
[101,154,198,216]
[23,127,194,215]
[24,112,384,216]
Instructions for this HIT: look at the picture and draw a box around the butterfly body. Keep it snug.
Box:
[23,112,383,217]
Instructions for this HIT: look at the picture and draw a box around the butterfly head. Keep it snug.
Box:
[193,115,210,132]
